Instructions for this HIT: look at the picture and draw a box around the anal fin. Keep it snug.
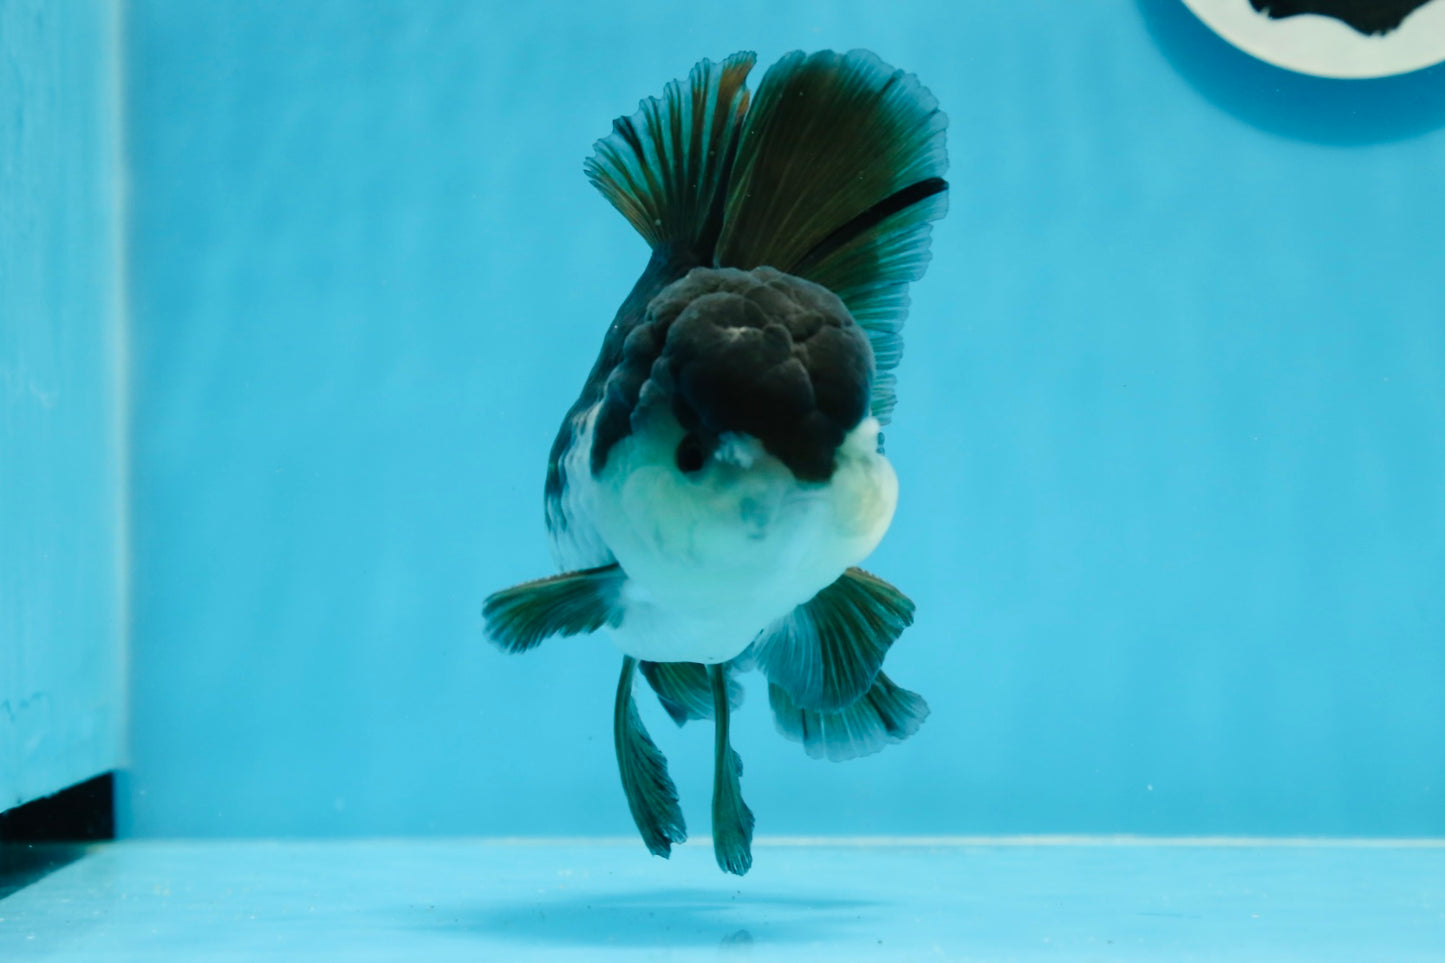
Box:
[640,660,744,726]
[482,564,625,654]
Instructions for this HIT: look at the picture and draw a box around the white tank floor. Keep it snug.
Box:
[2,837,1442,961]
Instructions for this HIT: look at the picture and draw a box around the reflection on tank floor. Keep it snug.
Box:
[3,838,1444,961]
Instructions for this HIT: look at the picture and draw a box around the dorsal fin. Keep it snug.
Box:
[584,52,757,258]
[715,50,949,424]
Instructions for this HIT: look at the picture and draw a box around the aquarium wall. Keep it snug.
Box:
[6,0,1444,842]
[0,0,127,812]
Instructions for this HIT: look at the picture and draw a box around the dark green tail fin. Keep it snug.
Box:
[584,52,757,258]
[716,50,949,424]
[586,50,947,423]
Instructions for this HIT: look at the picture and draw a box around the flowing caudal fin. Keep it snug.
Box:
[585,52,757,260]
[640,660,745,726]
[749,567,915,712]
[615,657,687,857]
[482,565,626,653]
[716,50,949,424]
[769,670,929,762]
[583,50,946,422]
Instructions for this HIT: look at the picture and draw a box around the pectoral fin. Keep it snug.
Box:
[769,671,929,762]
[640,660,745,726]
[482,564,626,653]
[749,567,914,711]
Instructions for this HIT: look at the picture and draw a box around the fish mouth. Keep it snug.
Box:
[667,421,781,480]
[670,427,829,503]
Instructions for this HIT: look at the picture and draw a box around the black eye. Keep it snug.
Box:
[675,434,705,474]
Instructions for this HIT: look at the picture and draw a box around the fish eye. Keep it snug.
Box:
[675,434,706,474]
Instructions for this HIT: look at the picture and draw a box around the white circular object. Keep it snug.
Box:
[1181,0,1445,78]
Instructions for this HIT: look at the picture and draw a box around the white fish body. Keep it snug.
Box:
[551,404,897,664]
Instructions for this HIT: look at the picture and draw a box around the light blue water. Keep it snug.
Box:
[5,3,1445,959]
[113,0,1445,841]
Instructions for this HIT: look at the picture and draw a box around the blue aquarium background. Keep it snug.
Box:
[7,0,1445,843]
[1,0,126,813]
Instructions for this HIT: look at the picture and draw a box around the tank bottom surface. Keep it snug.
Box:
[2,837,1441,961]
